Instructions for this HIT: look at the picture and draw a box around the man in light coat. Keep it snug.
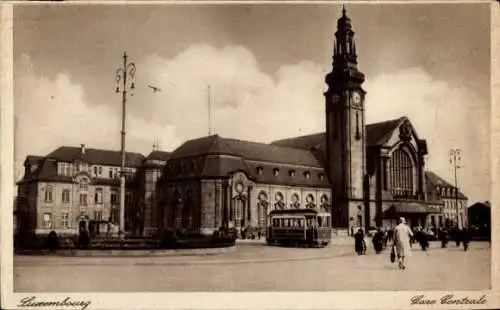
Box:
[393,217,413,269]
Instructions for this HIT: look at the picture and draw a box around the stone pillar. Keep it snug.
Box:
[247,185,252,227]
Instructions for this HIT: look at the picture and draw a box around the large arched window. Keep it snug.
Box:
[257,191,269,228]
[389,149,414,197]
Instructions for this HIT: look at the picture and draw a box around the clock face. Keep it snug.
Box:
[351,91,362,105]
[235,182,244,193]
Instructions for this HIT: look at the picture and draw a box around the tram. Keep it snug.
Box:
[266,209,331,247]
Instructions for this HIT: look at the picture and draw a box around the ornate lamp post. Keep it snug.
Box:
[115,52,136,234]
[449,149,462,228]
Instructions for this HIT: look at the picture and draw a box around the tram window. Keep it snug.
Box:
[318,216,323,227]
[287,219,291,227]
[298,219,303,227]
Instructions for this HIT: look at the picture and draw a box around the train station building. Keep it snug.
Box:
[16,8,468,238]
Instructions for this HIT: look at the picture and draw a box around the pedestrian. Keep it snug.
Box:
[372,228,384,254]
[462,226,471,251]
[387,228,394,243]
[354,228,365,255]
[418,229,429,251]
[439,228,448,248]
[453,226,462,247]
[392,217,413,270]
[382,227,388,248]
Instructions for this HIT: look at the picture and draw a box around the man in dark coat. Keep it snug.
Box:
[372,228,384,254]
[418,230,429,251]
[354,228,366,255]
[462,227,471,251]
[439,228,448,248]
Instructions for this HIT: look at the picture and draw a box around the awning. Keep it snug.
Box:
[384,203,442,215]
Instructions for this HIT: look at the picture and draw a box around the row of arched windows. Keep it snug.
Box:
[256,167,325,180]
[437,186,458,197]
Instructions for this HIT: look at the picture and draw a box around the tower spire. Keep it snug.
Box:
[342,4,346,17]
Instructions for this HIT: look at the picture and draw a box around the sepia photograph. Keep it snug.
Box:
[2,0,496,307]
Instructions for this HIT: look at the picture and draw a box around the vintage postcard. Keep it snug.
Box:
[1,0,498,309]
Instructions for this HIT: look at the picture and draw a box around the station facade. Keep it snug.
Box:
[16,8,468,238]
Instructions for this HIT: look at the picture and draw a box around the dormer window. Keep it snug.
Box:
[304,171,310,179]
[318,173,325,181]
[288,169,295,177]
[256,166,263,176]
[273,168,279,176]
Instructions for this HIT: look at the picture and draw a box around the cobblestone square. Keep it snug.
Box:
[14,240,490,292]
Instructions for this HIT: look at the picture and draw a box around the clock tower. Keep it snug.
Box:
[324,6,367,233]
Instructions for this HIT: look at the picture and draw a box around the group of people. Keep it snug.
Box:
[353,218,473,270]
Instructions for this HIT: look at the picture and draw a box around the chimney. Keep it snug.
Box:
[80,144,86,155]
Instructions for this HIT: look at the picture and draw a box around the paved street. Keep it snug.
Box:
[14,240,490,292]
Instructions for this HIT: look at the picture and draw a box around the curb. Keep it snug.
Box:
[16,246,236,257]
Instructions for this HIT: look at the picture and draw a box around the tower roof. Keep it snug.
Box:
[337,5,352,31]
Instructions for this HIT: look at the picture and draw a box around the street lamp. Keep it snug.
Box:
[449,149,462,228]
[115,52,136,234]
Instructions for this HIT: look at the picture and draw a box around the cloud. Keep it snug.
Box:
[14,55,180,176]
[365,67,490,203]
[15,45,489,203]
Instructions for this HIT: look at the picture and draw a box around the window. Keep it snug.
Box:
[256,167,263,175]
[79,193,88,206]
[93,166,98,175]
[98,166,102,175]
[291,193,300,208]
[44,186,53,202]
[109,169,113,178]
[318,173,325,181]
[355,112,361,140]
[65,163,71,176]
[62,189,70,204]
[111,190,118,204]
[61,212,69,229]
[304,171,310,179]
[389,149,414,197]
[95,188,103,204]
[273,168,279,176]
[58,162,71,176]
[306,194,315,208]
[42,213,52,229]
[79,179,88,192]
[94,210,103,221]
[125,192,133,205]
[288,170,295,177]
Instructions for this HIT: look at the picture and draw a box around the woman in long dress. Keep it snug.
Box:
[392,217,413,269]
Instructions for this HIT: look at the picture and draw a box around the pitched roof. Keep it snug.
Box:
[271,133,324,151]
[170,135,322,167]
[365,117,405,146]
[425,171,467,199]
[145,151,171,161]
[166,135,328,187]
[46,146,145,167]
[468,202,490,209]
[24,155,44,166]
[271,117,406,150]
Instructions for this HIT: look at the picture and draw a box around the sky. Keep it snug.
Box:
[13,3,490,204]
